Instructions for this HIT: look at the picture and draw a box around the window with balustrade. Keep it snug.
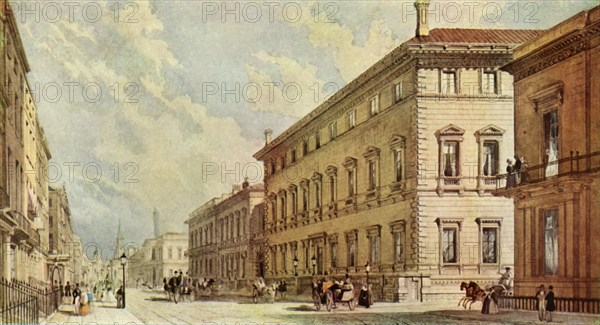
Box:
[436,125,465,193]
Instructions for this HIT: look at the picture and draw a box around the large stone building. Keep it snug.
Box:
[497,6,599,299]
[0,3,53,284]
[186,181,264,289]
[127,232,188,287]
[253,2,543,301]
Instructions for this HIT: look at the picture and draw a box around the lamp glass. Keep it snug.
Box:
[120,253,127,265]
[311,255,316,266]
[293,257,298,267]
[365,262,370,273]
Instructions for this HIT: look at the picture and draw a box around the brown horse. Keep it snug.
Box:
[458,281,486,309]
[458,282,473,308]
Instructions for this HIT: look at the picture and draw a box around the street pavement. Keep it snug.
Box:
[44,289,600,325]
[43,299,143,325]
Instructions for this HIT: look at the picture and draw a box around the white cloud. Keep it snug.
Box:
[244,51,331,118]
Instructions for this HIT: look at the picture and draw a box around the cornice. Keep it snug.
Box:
[503,22,600,81]
[254,45,416,160]
[413,50,514,69]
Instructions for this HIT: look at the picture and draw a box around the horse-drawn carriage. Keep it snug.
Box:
[459,268,514,309]
[459,281,513,309]
[192,278,220,297]
[252,279,277,303]
[312,280,355,311]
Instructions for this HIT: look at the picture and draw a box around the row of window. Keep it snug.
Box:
[268,82,408,175]
[268,138,406,224]
[268,69,502,176]
[436,69,500,95]
[190,209,249,249]
[268,218,504,276]
[151,247,185,260]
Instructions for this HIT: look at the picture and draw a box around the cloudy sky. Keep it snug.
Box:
[12,0,596,259]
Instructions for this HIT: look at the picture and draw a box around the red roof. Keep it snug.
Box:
[407,28,544,45]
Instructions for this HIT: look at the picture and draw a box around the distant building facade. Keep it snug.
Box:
[127,232,188,287]
[498,6,600,299]
[186,181,264,288]
[253,2,542,301]
[47,186,79,285]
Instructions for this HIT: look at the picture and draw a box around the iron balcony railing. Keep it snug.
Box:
[495,151,600,190]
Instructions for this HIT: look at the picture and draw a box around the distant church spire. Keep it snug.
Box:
[114,217,125,258]
[153,208,161,237]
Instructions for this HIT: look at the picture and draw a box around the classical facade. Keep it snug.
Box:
[47,186,77,285]
[127,232,187,287]
[127,237,157,287]
[253,2,542,301]
[497,6,600,299]
[0,4,53,285]
[186,181,264,288]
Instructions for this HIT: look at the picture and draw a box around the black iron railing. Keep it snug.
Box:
[0,277,60,324]
[499,295,600,314]
[495,151,600,190]
[1,278,38,324]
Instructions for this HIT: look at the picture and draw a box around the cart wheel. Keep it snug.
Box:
[312,291,321,311]
[252,288,259,304]
[348,299,355,310]
[326,291,333,312]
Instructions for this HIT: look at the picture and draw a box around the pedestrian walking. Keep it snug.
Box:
[546,285,556,322]
[116,285,124,308]
[79,287,89,316]
[53,280,60,309]
[72,283,81,304]
[87,288,94,313]
[536,284,546,321]
[73,284,81,315]
[65,281,72,299]
[278,280,287,299]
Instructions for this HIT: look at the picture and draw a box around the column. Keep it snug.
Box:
[2,233,10,279]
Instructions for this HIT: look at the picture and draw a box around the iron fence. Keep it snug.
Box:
[0,277,60,324]
[0,278,38,324]
[499,295,600,314]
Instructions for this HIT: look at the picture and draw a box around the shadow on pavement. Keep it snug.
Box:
[285,305,317,312]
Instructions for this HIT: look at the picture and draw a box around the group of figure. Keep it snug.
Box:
[58,281,93,316]
[163,270,193,303]
[276,280,287,298]
[506,155,528,188]
[536,284,556,322]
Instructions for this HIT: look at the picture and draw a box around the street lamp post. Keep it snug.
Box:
[120,253,127,309]
[311,255,317,276]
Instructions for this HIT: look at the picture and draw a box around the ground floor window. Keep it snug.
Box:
[544,209,559,275]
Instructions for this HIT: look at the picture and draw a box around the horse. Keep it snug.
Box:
[459,281,486,309]
[193,278,216,297]
[179,275,192,303]
[252,279,277,303]
[458,282,473,308]
[163,276,181,303]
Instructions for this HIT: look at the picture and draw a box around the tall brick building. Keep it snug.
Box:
[498,5,600,299]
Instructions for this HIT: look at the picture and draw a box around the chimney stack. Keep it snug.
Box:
[264,129,273,145]
[415,0,430,37]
